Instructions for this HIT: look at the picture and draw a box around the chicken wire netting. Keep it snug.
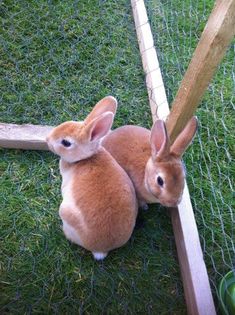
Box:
[0,0,234,314]
[146,0,235,306]
[0,1,184,314]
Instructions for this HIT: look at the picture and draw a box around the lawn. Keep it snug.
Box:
[0,0,234,314]
[0,1,185,314]
[147,0,235,304]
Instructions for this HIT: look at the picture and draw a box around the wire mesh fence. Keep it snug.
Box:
[1,1,185,314]
[146,0,235,307]
[0,0,234,314]
[0,0,151,127]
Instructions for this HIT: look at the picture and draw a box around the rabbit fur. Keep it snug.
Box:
[101,101,198,208]
[46,96,138,260]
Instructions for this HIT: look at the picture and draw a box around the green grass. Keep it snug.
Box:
[0,0,152,127]
[1,0,234,314]
[0,150,184,314]
[0,1,185,314]
[147,0,235,309]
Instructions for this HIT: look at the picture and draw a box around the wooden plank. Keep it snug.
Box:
[0,123,52,150]
[170,188,217,315]
[166,0,235,143]
[131,0,169,122]
[131,1,216,314]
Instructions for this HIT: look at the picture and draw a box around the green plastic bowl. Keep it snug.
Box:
[218,270,235,315]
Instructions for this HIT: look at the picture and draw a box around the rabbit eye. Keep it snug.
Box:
[61,139,71,147]
[157,176,164,187]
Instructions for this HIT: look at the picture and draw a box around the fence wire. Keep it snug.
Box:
[0,1,185,314]
[0,0,234,314]
[146,0,235,308]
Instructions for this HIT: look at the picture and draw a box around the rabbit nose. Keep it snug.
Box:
[176,198,182,205]
[177,195,183,204]
[170,198,181,207]
[175,197,182,206]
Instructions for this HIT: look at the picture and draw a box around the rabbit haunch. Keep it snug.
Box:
[46,97,137,260]
[59,149,137,254]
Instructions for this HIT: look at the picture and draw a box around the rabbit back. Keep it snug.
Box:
[59,148,138,253]
[102,125,156,204]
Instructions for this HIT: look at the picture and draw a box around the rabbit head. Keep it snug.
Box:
[46,96,117,163]
[145,117,198,207]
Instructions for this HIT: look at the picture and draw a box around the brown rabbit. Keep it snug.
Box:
[46,97,137,260]
[102,117,198,208]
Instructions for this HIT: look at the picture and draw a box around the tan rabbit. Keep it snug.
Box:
[46,97,137,260]
[102,117,198,208]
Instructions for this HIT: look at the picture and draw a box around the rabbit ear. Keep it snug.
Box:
[85,96,117,124]
[86,112,114,142]
[150,119,170,161]
[170,116,198,157]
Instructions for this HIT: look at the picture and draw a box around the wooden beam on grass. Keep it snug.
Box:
[131,0,169,121]
[166,0,235,143]
[131,1,216,314]
[0,123,52,150]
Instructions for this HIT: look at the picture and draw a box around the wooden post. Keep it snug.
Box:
[166,0,235,143]
[131,0,169,121]
[131,1,216,314]
[0,123,52,150]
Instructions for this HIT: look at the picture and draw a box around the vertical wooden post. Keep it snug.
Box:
[166,0,235,143]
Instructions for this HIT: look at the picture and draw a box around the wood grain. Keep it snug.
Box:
[166,0,235,143]
[0,123,52,150]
